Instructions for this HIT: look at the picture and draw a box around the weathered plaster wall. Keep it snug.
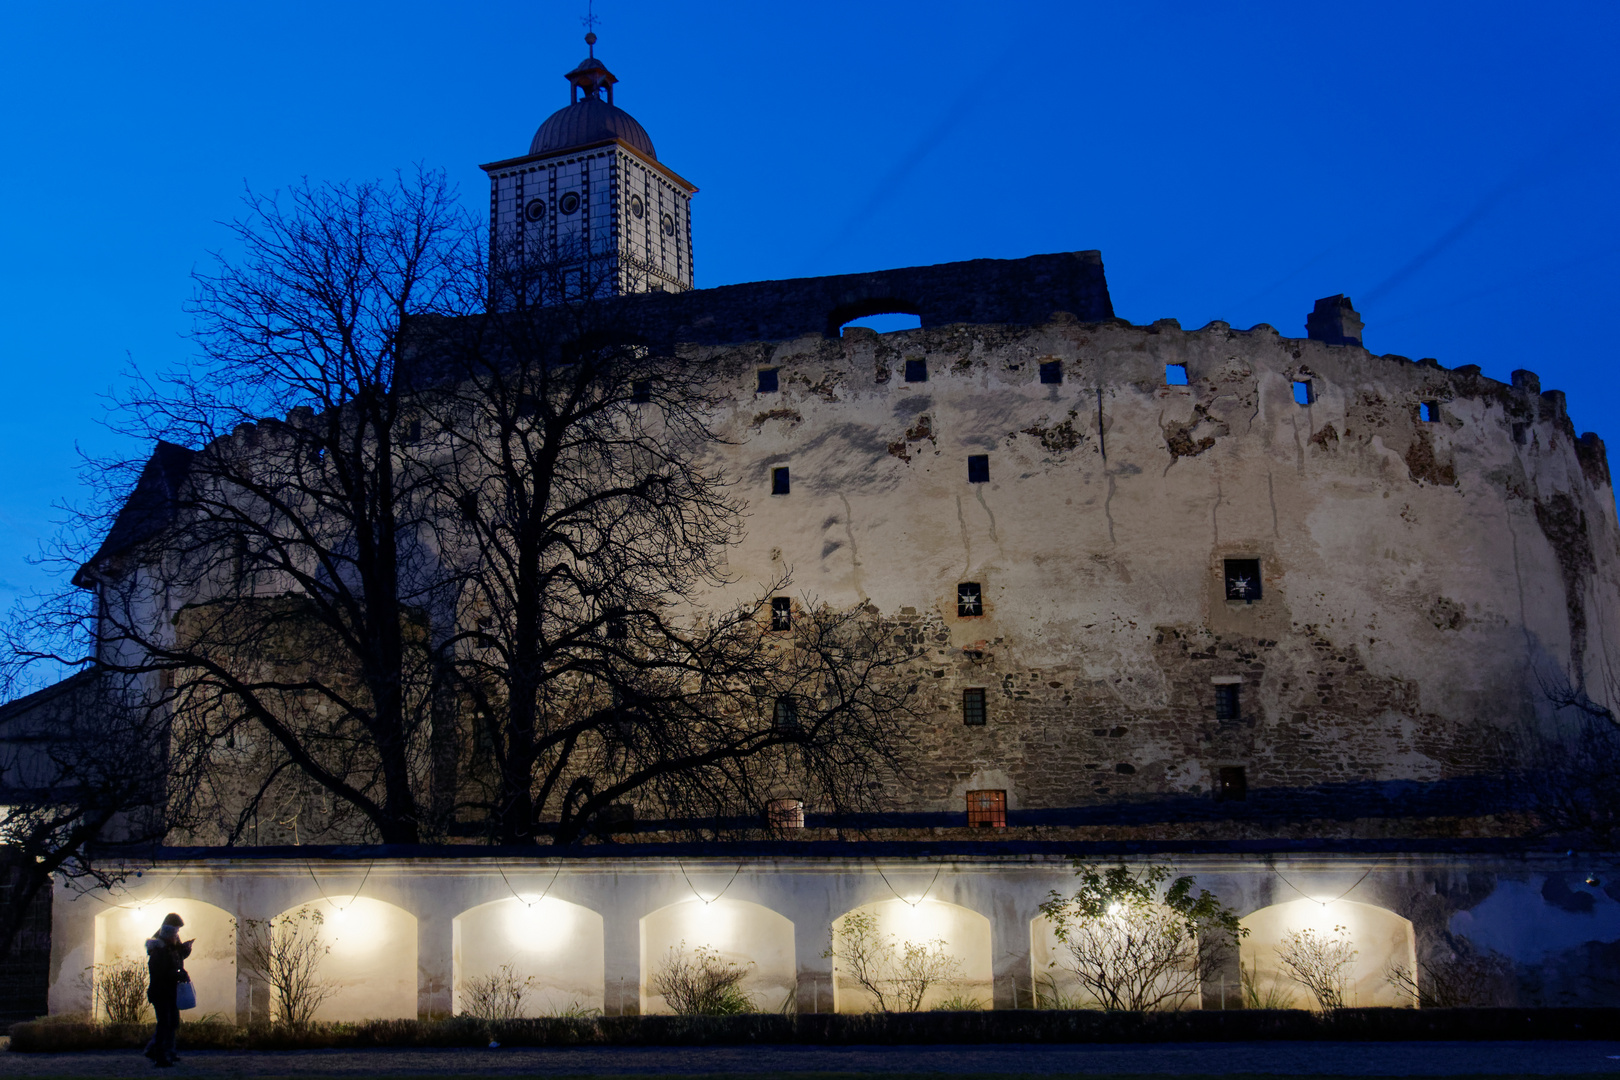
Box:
[686,315,1620,825]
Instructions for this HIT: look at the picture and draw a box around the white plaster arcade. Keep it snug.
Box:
[50,852,1614,1020]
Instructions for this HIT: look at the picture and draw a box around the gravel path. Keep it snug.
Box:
[3,1041,1620,1077]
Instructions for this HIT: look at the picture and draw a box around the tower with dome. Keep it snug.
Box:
[482,33,697,304]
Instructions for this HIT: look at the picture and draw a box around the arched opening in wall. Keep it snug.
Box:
[640,899,795,1015]
[250,896,417,1022]
[1239,898,1416,1009]
[1029,903,1203,1011]
[93,900,236,1021]
[452,897,604,1017]
[828,899,991,1013]
[830,298,922,338]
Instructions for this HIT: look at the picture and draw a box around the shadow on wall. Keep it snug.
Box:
[829,899,991,1013]
[92,900,236,1021]
[640,899,795,1015]
[1240,898,1416,1009]
[452,896,604,1017]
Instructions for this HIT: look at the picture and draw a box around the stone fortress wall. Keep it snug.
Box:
[631,252,1620,835]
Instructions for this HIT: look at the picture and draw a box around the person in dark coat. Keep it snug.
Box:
[144,912,192,1067]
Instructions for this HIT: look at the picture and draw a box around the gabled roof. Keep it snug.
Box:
[74,441,194,587]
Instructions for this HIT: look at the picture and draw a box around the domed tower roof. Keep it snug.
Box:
[528,34,656,159]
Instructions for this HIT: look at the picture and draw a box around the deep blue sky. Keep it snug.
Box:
[2,1,1618,610]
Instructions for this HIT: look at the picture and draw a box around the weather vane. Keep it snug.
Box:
[581,0,599,35]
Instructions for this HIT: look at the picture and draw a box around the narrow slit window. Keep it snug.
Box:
[1224,558,1262,602]
[772,466,790,495]
[1039,360,1063,385]
[1293,380,1314,405]
[772,696,799,731]
[631,379,652,403]
[767,797,805,830]
[967,455,990,483]
[757,368,779,393]
[1420,401,1439,422]
[1215,683,1240,721]
[957,582,983,617]
[1166,363,1189,386]
[770,596,792,631]
[904,359,928,383]
[962,687,987,726]
[966,788,1006,828]
[1217,765,1248,801]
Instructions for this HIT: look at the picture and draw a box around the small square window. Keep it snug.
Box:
[1039,360,1063,385]
[631,379,652,404]
[967,455,989,483]
[770,596,792,631]
[957,582,983,617]
[962,687,986,726]
[1420,401,1439,422]
[772,466,790,495]
[1215,683,1240,721]
[1224,558,1262,602]
[904,359,928,383]
[1217,765,1247,801]
[772,696,799,731]
[1166,364,1189,386]
[767,797,805,829]
[1293,380,1314,405]
[758,368,779,393]
[966,788,1006,828]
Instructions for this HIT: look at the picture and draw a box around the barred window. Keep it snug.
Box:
[772,467,790,495]
[604,607,628,640]
[1039,360,1062,385]
[758,368,779,393]
[904,358,928,383]
[1224,559,1262,602]
[957,583,983,617]
[770,597,792,631]
[767,797,805,830]
[967,455,989,483]
[962,688,986,726]
[1215,683,1240,721]
[966,789,1006,829]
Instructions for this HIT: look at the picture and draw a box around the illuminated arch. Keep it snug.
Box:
[829,899,991,1013]
[94,899,236,1020]
[1239,898,1417,1008]
[452,896,604,1016]
[1029,901,1202,1010]
[639,899,795,1015]
[263,895,417,1021]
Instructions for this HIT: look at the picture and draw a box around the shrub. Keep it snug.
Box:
[460,963,533,1020]
[1039,863,1246,1012]
[1276,925,1356,1012]
[1385,947,1518,1008]
[1241,957,1295,1009]
[651,943,755,1016]
[90,959,150,1024]
[824,909,962,1013]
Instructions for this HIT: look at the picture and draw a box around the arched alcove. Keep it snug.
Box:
[93,900,236,1021]
[1030,902,1202,1010]
[639,899,795,1015]
[1240,898,1416,1009]
[262,896,416,1022]
[829,899,992,1013]
[452,896,604,1016]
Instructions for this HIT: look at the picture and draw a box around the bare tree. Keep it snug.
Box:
[1038,863,1245,1012]
[237,906,335,1028]
[458,962,534,1020]
[1276,925,1356,1012]
[825,909,963,1012]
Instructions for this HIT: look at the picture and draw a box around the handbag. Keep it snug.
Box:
[176,978,197,1011]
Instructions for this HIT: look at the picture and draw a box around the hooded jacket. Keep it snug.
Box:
[145,930,192,1004]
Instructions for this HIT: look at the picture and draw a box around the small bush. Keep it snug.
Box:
[933,994,985,1011]
[459,963,532,1020]
[651,943,755,1016]
[90,960,150,1024]
[1277,925,1357,1012]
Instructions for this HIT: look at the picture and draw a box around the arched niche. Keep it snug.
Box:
[1030,903,1202,1010]
[94,899,236,1021]
[640,899,795,1015]
[262,896,416,1022]
[452,896,604,1017]
[1240,898,1416,1009]
[829,899,991,1013]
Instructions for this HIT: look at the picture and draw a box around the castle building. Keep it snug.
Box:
[18,37,1620,1022]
